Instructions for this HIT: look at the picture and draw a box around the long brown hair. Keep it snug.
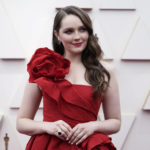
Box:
[52,6,110,99]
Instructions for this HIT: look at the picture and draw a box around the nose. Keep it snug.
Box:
[74,31,81,41]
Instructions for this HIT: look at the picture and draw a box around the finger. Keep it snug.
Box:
[57,120,72,131]
[55,129,66,141]
[68,128,81,144]
[62,123,72,135]
[56,121,71,137]
[62,122,72,132]
[76,134,87,145]
[67,126,78,142]
[58,125,70,138]
[71,131,85,144]
[66,131,73,141]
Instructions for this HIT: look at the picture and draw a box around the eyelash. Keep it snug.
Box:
[65,30,72,34]
[80,27,86,32]
[65,27,87,34]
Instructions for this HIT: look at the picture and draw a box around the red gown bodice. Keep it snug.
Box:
[25,47,116,150]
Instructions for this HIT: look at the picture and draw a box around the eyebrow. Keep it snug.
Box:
[63,25,86,31]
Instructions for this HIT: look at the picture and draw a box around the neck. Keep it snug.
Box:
[63,51,82,65]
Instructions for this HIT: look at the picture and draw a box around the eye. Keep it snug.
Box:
[64,29,73,34]
[79,27,87,32]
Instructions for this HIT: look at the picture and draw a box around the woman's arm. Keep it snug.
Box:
[16,82,44,136]
[93,65,121,134]
[16,82,72,140]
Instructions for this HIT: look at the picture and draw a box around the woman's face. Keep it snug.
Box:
[55,14,89,56]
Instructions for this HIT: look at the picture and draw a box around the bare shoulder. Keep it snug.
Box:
[26,82,42,91]
[100,60,119,92]
[100,60,118,86]
[100,60,114,74]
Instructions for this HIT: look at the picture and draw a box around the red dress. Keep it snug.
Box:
[26,47,116,150]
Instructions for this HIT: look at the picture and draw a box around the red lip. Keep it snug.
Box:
[72,42,82,47]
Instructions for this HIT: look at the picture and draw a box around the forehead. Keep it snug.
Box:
[60,14,84,29]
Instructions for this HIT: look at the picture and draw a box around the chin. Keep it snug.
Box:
[73,46,86,53]
[73,49,84,54]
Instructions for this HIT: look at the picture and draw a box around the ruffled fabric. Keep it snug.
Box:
[27,47,70,82]
[82,133,116,150]
[26,47,117,150]
[26,133,116,150]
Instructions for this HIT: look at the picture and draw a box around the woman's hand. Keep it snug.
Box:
[43,120,72,141]
[67,121,97,145]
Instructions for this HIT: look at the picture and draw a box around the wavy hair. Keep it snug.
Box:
[52,6,110,99]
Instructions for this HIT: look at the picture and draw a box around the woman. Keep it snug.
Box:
[16,6,121,150]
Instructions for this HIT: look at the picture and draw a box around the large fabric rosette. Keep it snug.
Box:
[27,47,70,82]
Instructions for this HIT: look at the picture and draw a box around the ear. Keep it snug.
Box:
[54,30,60,41]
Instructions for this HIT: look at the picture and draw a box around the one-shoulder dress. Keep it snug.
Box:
[25,47,116,150]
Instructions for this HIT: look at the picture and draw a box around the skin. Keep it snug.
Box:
[16,14,121,146]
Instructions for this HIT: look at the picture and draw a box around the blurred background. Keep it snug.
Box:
[0,0,150,149]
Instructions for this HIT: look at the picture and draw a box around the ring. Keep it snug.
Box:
[57,129,62,136]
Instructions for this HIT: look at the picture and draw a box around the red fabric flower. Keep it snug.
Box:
[27,47,70,82]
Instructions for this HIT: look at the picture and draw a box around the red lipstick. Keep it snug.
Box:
[72,42,82,47]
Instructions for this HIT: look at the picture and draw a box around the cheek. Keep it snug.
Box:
[60,35,73,43]
[83,33,89,41]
